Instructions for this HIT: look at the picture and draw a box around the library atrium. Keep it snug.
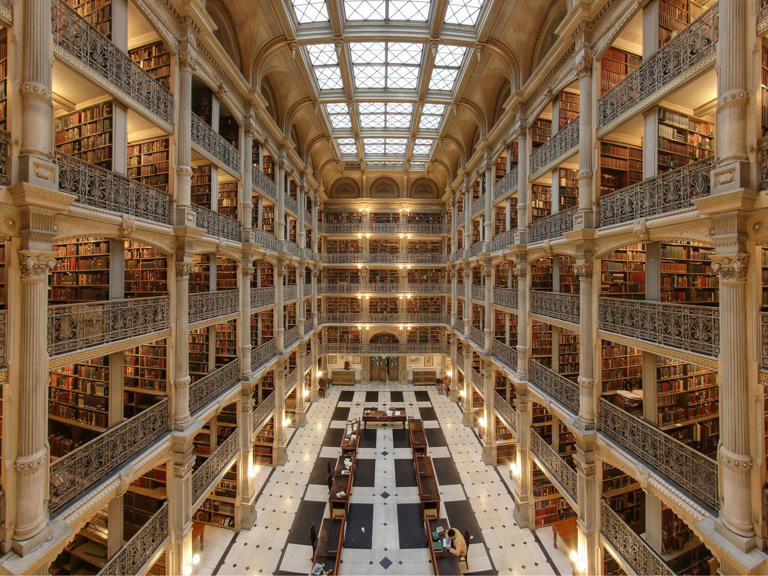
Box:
[0,0,767,574]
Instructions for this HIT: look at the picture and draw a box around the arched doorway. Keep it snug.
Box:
[369,332,399,382]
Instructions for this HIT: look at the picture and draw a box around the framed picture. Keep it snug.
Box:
[352,355,361,365]
[328,355,337,365]
[410,356,420,364]
[424,356,434,367]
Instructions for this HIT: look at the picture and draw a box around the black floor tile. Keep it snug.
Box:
[419,406,437,421]
[353,459,376,487]
[339,390,355,402]
[359,428,378,449]
[397,503,427,549]
[433,457,462,485]
[414,390,431,402]
[425,428,448,447]
[365,391,379,403]
[444,500,484,544]
[332,406,350,421]
[392,428,411,448]
[344,503,374,549]
[309,457,336,485]
[394,459,417,487]
[390,391,404,403]
[286,500,327,545]
[322,427,344,447]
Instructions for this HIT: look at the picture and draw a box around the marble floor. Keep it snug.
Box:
[204,383,570,576]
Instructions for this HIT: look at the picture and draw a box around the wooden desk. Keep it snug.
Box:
[552,516,578,552]
[341,419,360,455]
[426,518,461,576]
[409,418,428,454]
[415,454,440,519]
[362,409,407,429]
[330,461,354,519]
[313,517,345,574]
[334,454,356,478]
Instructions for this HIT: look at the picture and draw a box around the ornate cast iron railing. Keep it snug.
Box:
[530,207,577,244]
[600,501,674,576]
[191,113,240,173]
[529,359,580,415]
[759,137,768,192]
[318,312,449,324]
[253,391,275,434]
[188,290,239,324]
[471,285,485,301]
[761,0,768,35]
[471,369,483,393]
[529,119,579,176]
[494,171,518,200]
[252,169,277,201]
[57,152,170,225]
[453,318,464,333]
[530,291,580,324]
[51,0,173,126]
[50,399,169,514]
[494,391,517,434]
[0,129,10,186]
[319,343,443,355]
[189,360,240,415]
[0,309,6,369]
[599,157,713,227]
[530,428,577,500]
[762,313,768,372]
[285,195,299,216]
[598,3,719,131]
[191,204,241,242]
[281,239,301,257]
[599,398,718,510]
[471,194,486,217]
[192,430,239,504]
[284,325,300,348]
[252,229,278,251]
[491,229,515,253]
[599,297,719,358]
[98,503,168,576]
[492,340,517,372]
[470,326,485,348]
[284,285,298,301]
[456,283,466,299]
[304,282,313,298]
[48,296,169,357]
[321,252,446,264]
[495,287,518,309]
[251,339,276,369]
[251,286,274,309]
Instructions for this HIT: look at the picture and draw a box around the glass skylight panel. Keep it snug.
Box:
[358,102,413,130]
[389,0,431,20]
[350,42,386,64]
[429,67,458,91]
[419,103,446,130]
[429,45,466,91]
[337,138,358,155]
[307,44,343,90]
[350,42,422,91]
[292,0,329,23]
[387,139,407,154]
[409,162,426,170]
[355,65,387,89]
[325,103,352,129]
[388,43,423,64]
[412,139,433,155]
[344,0,430,21]
[388,102,412,114]
[364,138,386,154]
[444,0,483,26]
[388,113,412,128]
[433,45,466,67]
[360,113,386,128]
[388,66,419,89]
[344,0,386,20]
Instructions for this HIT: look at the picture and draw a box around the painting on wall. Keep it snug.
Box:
[352,355,361,365]
[410,356,420,365]
[424,356,434,367]
[328,355,337,365]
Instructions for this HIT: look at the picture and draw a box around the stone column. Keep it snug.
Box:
[450,191,458,256]
[575,52,593,229]
[242,115,255,243]
[514,261,528,379]
[515,115,529,245]
[297,263,305,336]
[276,258,285,352]
[172,260,193,428]
[175,45,194,222]
[463,263,471,336]
[240,261,254,381]
[575,434,599,576]
[484,161,493,249]
[238,383,257,529]
[513,385,532,528]
[449,337,458,402]
[483,260,493,352]
[276,156,286,242]
[462,351,473,427]
[574,259,594,428]
[298,179,306,251]
[274,359,287,465]
[463,177,472,255]
[311,264,319,329]
[481,360,496,464]
[295,344,306,427]
[310,333,320,401]
[167,439,194,576]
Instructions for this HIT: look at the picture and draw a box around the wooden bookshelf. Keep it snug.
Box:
[124,488,164,539]
[559,91,579,129]
[216,256,238,291]
[406,326,442,345]
[127,137,170,193]
[762,40,768,134]
[124,340,167,402]
[601,341,642,393]
[55,101,113,169]
[558,331,579,381]
[49,356,110,432]
[125,241,167,297]
[215,321,237,368]
[657,107,713,173]
[218,180,238,219]
[51,238,110,303]
[406,297,442,315]
[191,164,212,208]
[407,240,442,254]
[602,464,643,530]
[600,245,645,298]
[128,41,171,90]
[600,47,641,96]
[660,242,717,304]
[659,0,705,47]
[189,254,211,293]
[531,322,552,366]
[0,242,6,309]
[531,118,551,151]
[530,184,551,221]
[532,465,560,527]
[326,239,362,254]
[49,510,109,574]
[65,0,112,37]
[262,203,275,234]
[129,465,167,500]
[253,415,275,465]
[600,141,643,196]
[189,328,209,382]
[531,257,553,291]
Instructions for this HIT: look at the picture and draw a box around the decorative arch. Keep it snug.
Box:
[328,177,361,199]
[261,79,278,123]
[410,178,439,199]
[205,0,243,71]
[370,177,399,198]
[530,0,567,73]
[368,331,400,344]
[492,79,511,124]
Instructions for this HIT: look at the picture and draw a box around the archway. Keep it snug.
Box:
[369,332,400,382]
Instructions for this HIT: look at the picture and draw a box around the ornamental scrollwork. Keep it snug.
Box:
[19,251,56,278]
[709,253,748,282]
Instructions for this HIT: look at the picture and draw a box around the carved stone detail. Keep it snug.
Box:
[709,253,748,282]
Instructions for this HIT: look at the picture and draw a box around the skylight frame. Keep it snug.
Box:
[342,0,432,23]
[349,41,424,92]
[305,43,345,91]
[443,0,485,27]
[428,44,467,92]
[290,0,330,25]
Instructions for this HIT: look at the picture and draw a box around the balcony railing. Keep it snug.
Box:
[493,391,517,434]
[530,291,580,324]
[453,318,464,333]
[530,207,577,244]
[253,391,275,434]
[189,290,239,324]
[320,343,443,355]
[192,431,239,504]
[467,241,485,258]
[191,204,241,242]
[529,119,579,176]
[284,285,298,301]
[48,296,169,357]
[99,503,168,576]
[530,428,577,501]
[492,340,517,372]
[598,3,719,131]
[304,283,313,298]
[251,286,274,309]
[320,221,447,235]
[285,195,299,216]
[471,285,485,301]
[191,113,240,174]
[760,0,768,35]
[759,137,768,191]
[0,129,10,186]
[471,369,483,392]
[494,171,518,200]
[318,283,448,294]
[252,339,276,370]
[252,170,277,201]
[471,194,486,217]
[456,284,465,299]
[529,359,580,415]
[51,0,173,126]
[322,252,446,264]
[57,153,170,225]
[491,230,515,253]
[599,158,713,227]
[281,239,301,257]
[599,398,718,510]
[304,209,312,227]
[456,348,464,366]
[189,360,240,415]
[50,399,169,514]
[286,366,299,394]
[762,313,768,372]
[495,287,518,310]
[319,313,448,324]
[600,501,674,576]
[470,326,485,348]
[599,297,719,358]
[252,229,278,251]
[0,309,5,368]
[284,325,300,348]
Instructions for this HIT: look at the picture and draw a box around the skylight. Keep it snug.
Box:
[419,103,447,131]
[444,0,484,26]
[358,102,413,130]
[291,0,329,24]
[343,0,431,22]
[336,138,359,157]
[429,45,466,91]
[306,44,344,90]
[412,138,434,156]
[325,103,352,129]
[350,42,423,90]
[363,138,408,156]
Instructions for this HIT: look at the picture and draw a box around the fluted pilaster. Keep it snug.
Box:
[173,261,193,428]
[575,261,594,428]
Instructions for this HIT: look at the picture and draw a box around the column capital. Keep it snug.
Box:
[242,264,255,277]
[19,250,56,279]
[175,261,194,277]
[572,263,593,279]
[709,253,748,282]
[576,53,592,79]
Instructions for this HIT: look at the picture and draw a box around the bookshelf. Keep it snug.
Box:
[326,327,363,344]
[600,245,645,298]
[531,322,552,367]
[407,240,442,254]
[531,118,551,151]
[600,341,642,394]
[530,184,551,221]
[406,326,442,345]
[258,310,275,343]
[215,321,237,368]
[558,256,578,295]
[128,41,171,90]
[602,463,643,530]
[0,29,7,131]
[124,340,167,417]
[370,239,399,254]
[66,0,112,37]
[325,268,362,285]
[762,40,768,134]
[326,239,362,254]
[324,212,364,225]
[253,415,275,465]
[326,297,362,314]
[55,101,113,169]
[49,510,109,574]
[660,242,717,304]
[49,356,110,433]
[531,257,553,291]
[217,180,238,218]
[763,248,768,310]
[129,465,167,501]
[192,164,212,208]
[600,141,643,196]
[189,254,211,293]
[657,107,713,172]
[216,256,238,291]
[125,241,168,297]
[600,47,641,96]
[50,239,110,304]
[659,0,705,47]
[262,203,275,234]
[495,419,516,466]
[559,92,579,128]
[406,297,442,315]
[189,328,210,382]
[127,137,170,193]
[532,465,560,527]
[193,462,238,529]
[558,331,579,381]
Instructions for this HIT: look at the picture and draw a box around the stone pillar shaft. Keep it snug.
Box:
[176,51,193,209]
[173,262,192,427]
[576,262,594,427]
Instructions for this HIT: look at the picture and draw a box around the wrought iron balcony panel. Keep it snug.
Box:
[50,399,169,514]
[471,285,485,301]
[471,369,483,392]
[51,0,173,126]
[529,359,580,415]
[321,343,443,355]
[599,158,713,227]
[762,313,768,373]
[492,340,517,372]
[189,360,240,415]
[98,503,168,576]
[530,207,577,244]
[456,349,464,365]
[0,309,5,368]
[493,391,517,434]
[48,296,170,357]
[529,120,579,176]
[252,170,277,201]
[252,229,278,251]
[0,129,9,186]
[453,318,464,333]
[320,223,368,234]
[761,0,768,35]
[468,242,484,258]
[57,152,170,225]
[598,4,718,131]
[530,428,577,500]
[494,171,518,200]
[471,194,486,217]
[192,431,239,503]
[530,291,580,324]
[599,398,718,510]
[284,325,299,348]
[191,204,241,242]
[759,137,768,192]
[253,391,275,433]
[494,288,518,310]
[305,210,312,227]
[304,283,313,298]
[189,290,239,324]
[251,287,274,309]
[491,230,516,253]
[281,240,301,257]
[456,284,466,299]
[191,113,240,173]
[402,223,447,235]
[599,297,719,358]
[285,195,299,216]
[600,501,674,576]
[284,285,298,301]
[251,339,276,370]
[319,312,447,324]
[470,326,485,348]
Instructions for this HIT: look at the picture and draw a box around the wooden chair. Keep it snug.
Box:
[458,530,470,572]
[309,523,317,553]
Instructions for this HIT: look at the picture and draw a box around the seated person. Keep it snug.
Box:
[445,528,467,558]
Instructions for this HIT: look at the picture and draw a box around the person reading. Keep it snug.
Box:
[445,528,467,557]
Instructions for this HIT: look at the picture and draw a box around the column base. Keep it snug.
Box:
[311,388,320,402]
[294,410,307,428]
[715,516,756,553]
[462,409,473,427]
[512,494,531,529]
[12,523,54,556]
[274,444,287,466]
[239,499,258,530]
[482,443,496,465]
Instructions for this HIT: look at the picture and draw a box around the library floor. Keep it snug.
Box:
[199,384,570,576]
